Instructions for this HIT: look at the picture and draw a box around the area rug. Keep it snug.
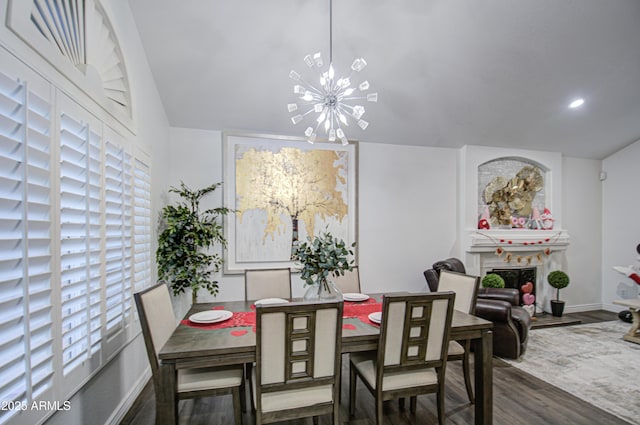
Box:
[504,320,640,424]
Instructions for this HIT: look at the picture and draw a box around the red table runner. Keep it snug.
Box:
[181,299,382,335]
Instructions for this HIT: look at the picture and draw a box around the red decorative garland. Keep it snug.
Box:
[476,231,562,265]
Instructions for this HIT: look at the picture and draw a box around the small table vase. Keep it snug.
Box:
[303,279,343,302]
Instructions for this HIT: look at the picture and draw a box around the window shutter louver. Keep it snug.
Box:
[0,70,53,424]
[25,88,53,399]
[104,137,133,334]
[59,112,102,376]
[133,158,151,293]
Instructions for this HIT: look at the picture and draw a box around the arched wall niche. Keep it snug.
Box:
[477,156,549,229]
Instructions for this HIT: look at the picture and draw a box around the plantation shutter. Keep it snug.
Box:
[133,157,151,292]
[0,33,150,425]
[0,70,53,423]
[23,81,54,400]
[59,108,102,376]
[104,132,133,335]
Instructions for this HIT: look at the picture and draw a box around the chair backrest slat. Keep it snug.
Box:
[134,283,177,376]
[256,301,343,389]
[379,292,455,373]
[437,270,480,314]
[332,266,361,293]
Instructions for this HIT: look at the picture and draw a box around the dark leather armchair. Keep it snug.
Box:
[424,258,531,359]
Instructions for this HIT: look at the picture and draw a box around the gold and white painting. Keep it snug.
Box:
[223,132,358,273]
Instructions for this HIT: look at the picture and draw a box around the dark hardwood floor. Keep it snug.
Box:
[530,308,617,329]
[120,310,630,425]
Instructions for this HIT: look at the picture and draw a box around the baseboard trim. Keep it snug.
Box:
[535,302,602,315]
[563,303,602,313]
[105,368,152,425]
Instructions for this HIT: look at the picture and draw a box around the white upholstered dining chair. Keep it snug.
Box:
[332,266,361,294]
[437,269,481,403]
[244,268,292,301]
[134,283,245,425]
[349,292,455,425]
[253,300,343,425]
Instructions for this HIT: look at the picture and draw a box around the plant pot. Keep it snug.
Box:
[303,280,343,302]
[550,300,565,317]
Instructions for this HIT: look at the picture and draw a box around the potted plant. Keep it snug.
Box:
[547,270,570,317]
[156,181,231,304]
[481,273,506,289]
[293,230,356,301]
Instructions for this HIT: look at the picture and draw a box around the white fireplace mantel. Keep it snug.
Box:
[466,229,570,253]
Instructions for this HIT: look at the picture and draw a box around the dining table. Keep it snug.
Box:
[157,294,494,425]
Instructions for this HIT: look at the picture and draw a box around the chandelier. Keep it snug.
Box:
[287,0,377,145]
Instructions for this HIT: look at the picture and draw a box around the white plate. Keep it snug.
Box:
[189,310,233,324]
[343,293,369,302]
[255,298,290,306]
[368,312,382,324]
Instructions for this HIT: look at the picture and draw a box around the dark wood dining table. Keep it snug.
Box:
[157,295,494,425]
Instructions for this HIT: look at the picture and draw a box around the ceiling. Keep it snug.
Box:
[128,0,640,160]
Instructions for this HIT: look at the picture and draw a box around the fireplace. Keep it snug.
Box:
[489,267,536,301]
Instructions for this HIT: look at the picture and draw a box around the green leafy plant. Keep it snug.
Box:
[156,182,231,303]
[293,230,356,288]
[482,273,506,288]
[547,270,570,301]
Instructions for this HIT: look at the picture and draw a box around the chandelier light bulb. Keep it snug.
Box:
[287,103,298,112]
[329,128,336,141]
[351,58,367,72]
[289,70,301,81]
[304,55,314,67]
[337,128,348,145]
[352,105,365,119]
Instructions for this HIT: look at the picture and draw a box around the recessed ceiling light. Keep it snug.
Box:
[569,98,585,109]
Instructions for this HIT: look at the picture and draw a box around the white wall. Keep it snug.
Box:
[167,128,460,306]
[166,128,606,313]
[561,157,603,311]
[357,142,458,293]
[602,139,640,311]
